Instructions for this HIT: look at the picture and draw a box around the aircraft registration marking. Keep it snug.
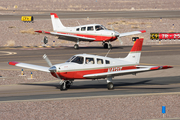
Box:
[108,67,122,72]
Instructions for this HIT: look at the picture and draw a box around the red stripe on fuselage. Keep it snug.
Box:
[57,32,117,41]
[51,66,137,80]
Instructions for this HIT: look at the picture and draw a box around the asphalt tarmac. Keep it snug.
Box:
[0,44,180,102]
[1,10,180,21]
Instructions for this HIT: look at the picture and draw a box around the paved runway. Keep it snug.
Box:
[1,10,180,21]
[0,44,180,102]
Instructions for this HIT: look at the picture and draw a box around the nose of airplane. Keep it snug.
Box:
[49,66,57,72]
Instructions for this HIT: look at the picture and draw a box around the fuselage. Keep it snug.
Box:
[55,24,118,42]
[50,54,137,80]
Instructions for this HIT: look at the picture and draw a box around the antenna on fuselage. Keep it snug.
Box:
[105,49,111,57]
[76,21,81,26]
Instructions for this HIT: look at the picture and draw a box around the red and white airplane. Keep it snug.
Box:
[35,13,146,49]
[9,39,172,91]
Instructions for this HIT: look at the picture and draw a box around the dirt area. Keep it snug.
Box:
[1,18,180,47]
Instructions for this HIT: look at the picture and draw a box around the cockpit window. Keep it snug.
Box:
[95,25,107,31]
[66,56,84,64]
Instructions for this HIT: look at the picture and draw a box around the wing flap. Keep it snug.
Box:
[8,61,49,72]
[83,65,172,79]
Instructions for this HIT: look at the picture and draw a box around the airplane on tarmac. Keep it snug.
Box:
[8,38,172,91]
[35,13,146,49]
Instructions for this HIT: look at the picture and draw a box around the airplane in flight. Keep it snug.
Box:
[35,13,146,49]
[9,39,172,91]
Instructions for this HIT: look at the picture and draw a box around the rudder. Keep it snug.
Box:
[123,38,144,64]
[50,13,66,31]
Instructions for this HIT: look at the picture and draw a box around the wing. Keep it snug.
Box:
[83,65,172,79]
[8,61,49,72]
[119,30,146,37]
[35,30,96,42]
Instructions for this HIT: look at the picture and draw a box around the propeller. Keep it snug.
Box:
[111,25,123,45]
[43,54,61,79]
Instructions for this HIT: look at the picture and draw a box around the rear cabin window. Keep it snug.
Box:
[87,26,94,31]
[97,58,103,64]
[81,27,86,31]
[86,57,94,64]
[76,28,79,31]
[105,60,110,64]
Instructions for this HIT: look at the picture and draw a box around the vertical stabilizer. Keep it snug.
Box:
[123,39,144,64]
[50,13,66,31]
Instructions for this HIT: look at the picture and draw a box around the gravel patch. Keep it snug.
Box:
[0,70,55,85]
[1,0,180,11]
[0,94,180,120]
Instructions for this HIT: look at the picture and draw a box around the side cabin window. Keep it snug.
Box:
[86,57,94,64]
[76,28,79,31]
[97,58,103,64]
[81,27,86,31]
[67,56,84,64]
[105,60,110,64]
[87,26,94,31]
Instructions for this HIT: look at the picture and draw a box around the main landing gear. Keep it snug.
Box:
[59,80,73,91]
[107,77,114,90]
[74,44,79,49]
[102,42,112,49]
[74,39,79,50]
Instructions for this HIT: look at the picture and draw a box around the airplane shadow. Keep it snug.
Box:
[62,46,124,50]
[18,75,179,90]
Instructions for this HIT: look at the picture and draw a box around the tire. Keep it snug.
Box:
[60,83,67,91]
[103,43,108,49]
[66,81,71,89]
[74,44,79,49]
[107,82,114,90]
[108,44,112,49]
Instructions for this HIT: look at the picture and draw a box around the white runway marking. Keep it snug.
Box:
[0,51,17,56]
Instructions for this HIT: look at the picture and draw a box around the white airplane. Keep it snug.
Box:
[35,13,146,49]
[9,39,172,91]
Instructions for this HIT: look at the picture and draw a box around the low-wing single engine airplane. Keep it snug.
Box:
[9,38,172,91]
[35,13,146,49]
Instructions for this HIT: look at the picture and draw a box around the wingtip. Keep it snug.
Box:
[140,30,146,33]
[8,61,19,66]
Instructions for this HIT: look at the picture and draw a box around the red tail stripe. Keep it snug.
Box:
[130,38,144,52]
[50,13,58,18]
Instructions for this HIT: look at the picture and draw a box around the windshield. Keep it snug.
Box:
[95,25,107,31]
[66,56,84,64]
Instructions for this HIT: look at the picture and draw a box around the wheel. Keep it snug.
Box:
[60,83,67,91]
[66,81,71,89]
[132,37,139,42]
[108,44,112,49]
[74,44,79,49]
[103,43,108,49]
[107,82,114,90]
